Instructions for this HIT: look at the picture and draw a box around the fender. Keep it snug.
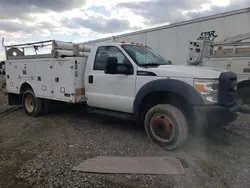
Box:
[237,79,250,86]
[133,79,205,118]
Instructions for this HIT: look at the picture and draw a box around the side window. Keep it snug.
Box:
[93,46,130,70]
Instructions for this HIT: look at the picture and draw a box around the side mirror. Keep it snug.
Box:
[105,57,134,75]
[104,57,118,74]
[118,63,134,75]
[168,60,172,64]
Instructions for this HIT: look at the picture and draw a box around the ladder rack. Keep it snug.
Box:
[3,40,92,60]
[217,32,250,43]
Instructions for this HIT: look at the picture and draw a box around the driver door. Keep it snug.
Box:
[85,46,137,113]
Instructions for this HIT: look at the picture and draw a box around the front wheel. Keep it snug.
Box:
[144,104,188,150]
[22,89,43,117]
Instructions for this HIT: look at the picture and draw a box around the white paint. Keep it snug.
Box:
[83,43,223,113]
[6,41,227,113]
[84,44,137,113]
[6,57,87,103]
[205,57,250,82]
[147,65,222,78]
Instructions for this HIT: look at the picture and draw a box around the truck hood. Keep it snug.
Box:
[147,65,226,79]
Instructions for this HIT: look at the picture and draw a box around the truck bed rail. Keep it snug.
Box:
[3,40,91,60]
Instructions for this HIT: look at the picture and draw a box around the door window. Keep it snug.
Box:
[93,46,130,70]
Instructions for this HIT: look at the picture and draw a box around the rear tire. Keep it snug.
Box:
[144,104,188,150]
[22,89,43,117]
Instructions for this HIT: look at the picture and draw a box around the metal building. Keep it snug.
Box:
[81,7,250,65]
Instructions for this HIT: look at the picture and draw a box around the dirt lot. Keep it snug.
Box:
[0,91,250,188]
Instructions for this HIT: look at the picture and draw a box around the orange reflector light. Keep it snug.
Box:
[136,42,140,45]
[194,84,205,92]
[140,44,144,46]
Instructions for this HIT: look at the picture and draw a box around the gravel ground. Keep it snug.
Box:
[0,91,250,188]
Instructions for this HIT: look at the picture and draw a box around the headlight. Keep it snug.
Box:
[193,79,219,104]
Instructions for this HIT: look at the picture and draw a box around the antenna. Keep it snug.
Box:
[144,20,148,64]
[145,21,148,46]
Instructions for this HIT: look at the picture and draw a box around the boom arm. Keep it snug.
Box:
[215,32,250,44]
[188,32,250,65]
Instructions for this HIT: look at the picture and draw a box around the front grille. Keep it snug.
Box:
[218,72,237,107]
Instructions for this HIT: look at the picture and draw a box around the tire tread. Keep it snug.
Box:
[22,89,43,117]
[145,104,188,150]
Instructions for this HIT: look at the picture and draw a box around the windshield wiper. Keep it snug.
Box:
[140,63,161,67]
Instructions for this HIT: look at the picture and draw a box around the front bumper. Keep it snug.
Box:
[193,99,241,129]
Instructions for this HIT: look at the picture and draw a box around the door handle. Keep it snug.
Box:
[88,75,93,84]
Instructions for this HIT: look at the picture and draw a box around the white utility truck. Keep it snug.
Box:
[3,40,240,150]
[188,32,250,113]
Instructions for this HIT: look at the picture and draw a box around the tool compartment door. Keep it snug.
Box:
[5,61,19,93]
[52,60,74,102]
[230,58,250,75]
[34,60,53,98]
[204,59,229,71]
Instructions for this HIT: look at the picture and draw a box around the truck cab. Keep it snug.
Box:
[83,42,240,149]
[4,40,240,150]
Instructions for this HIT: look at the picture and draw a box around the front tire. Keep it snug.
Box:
[144,104,188,150]
[22,89,43,117]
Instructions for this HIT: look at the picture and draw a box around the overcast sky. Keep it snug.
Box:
[0,0,249,59]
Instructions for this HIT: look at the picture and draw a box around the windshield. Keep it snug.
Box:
[121,45,171,66]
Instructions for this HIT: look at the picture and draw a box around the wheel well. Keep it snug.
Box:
[20,83,33,95]
[237,80,250,98]
[138,91,194,128]
[238,80,250,90]
[8,83,33,106]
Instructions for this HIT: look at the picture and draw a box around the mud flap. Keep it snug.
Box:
[8,93,22,106]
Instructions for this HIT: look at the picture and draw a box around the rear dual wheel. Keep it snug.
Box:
[145,104,188,150]
[22,89,43,117]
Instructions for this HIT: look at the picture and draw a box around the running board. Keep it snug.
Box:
[88,108,134,121]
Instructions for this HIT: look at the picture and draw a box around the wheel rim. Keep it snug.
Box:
[150,114,175,143]
[25,95,34,113]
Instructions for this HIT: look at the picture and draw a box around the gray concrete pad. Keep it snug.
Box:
[72,156,185,175]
